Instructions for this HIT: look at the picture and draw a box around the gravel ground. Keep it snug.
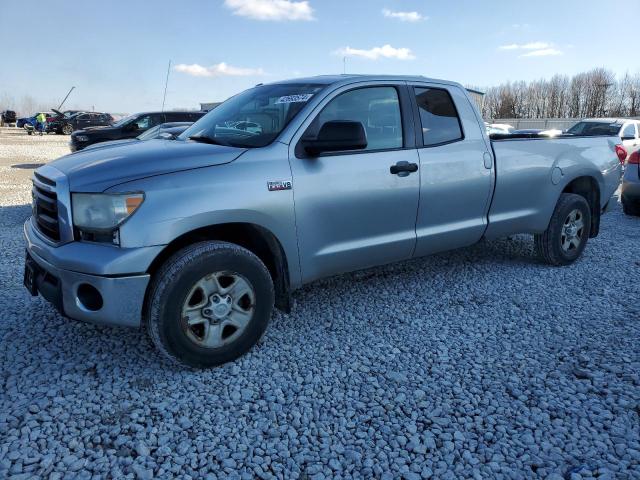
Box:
[0,126,639,479]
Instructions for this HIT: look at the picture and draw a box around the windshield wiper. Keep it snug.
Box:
[188,134,230,147]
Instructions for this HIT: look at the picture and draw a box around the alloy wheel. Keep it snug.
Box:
[181,271,255,348]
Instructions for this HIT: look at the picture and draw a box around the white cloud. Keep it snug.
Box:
[382,8,426,22]
[520,48,563,57]
[499,41,551,50]
[224,0,314,21]
[174,62,265,77]
[499,41,562,57]
[335,44,415,60]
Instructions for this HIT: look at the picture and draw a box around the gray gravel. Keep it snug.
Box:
[1,127,639,479]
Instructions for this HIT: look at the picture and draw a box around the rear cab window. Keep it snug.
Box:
[414,87,463,146]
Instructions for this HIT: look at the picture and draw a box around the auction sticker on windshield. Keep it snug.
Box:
[275,94,314,104]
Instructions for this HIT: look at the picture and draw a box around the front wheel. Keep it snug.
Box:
[146,241,274,368]
[535,193,591,266]
[62,124,73,135]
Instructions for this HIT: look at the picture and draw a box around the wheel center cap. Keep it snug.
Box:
[204,294,232,319]
[566,225,577,237]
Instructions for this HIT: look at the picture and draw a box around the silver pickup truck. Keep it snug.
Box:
[24,75,622,367]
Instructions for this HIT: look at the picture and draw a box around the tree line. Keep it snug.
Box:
[479,68,640,120]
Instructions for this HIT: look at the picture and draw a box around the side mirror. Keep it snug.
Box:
[158,132,174,140]
[621,135,635,141]
[301,120,367,156]
[126,123,138,131]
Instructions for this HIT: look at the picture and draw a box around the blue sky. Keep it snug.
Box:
[1,0,637,113]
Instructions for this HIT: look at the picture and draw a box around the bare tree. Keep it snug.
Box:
[482,68,639,120]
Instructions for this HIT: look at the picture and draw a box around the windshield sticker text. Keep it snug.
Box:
[275,94,314,104]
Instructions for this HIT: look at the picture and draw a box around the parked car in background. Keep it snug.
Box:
[487,123,514,135]
[511,128,563,137]
[17,112,54,129]
[82,122,193,151]
[56,112,113,135]
[512,128,543,135]
[1,110,17,126]
[566,118,640,157]
[69,110,205,151]
[621,150,640,216]
[46,109,84,134]
[25,74,622,367]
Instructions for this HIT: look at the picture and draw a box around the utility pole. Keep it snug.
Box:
[57,87,75,110]
[162,60,171,112]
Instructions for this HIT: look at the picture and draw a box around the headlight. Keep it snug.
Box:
[72,193,144,234]
[75,135,89,142]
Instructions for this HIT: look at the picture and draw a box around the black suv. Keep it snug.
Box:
[58,112,113,135]
[70,111,205,151]
[1,110,17,126]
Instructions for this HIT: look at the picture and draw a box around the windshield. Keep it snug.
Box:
[180,83,326,148]
[111,114,135,127]
[566,121,621,136]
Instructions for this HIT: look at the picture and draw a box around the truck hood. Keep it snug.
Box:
[49,139,246,192]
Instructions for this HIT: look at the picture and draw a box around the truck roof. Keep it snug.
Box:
[268,74,464,89]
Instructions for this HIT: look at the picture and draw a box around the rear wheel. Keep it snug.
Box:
[535,193,591,266]
[146,241,274,368]
[622,199,640,217]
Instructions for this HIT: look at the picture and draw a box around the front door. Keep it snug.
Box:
[289,84,420,283]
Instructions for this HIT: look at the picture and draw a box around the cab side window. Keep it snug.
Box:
[311,86,403,152]
[414,87,463,146]
[134,114,163,130]
[622,123,636,138]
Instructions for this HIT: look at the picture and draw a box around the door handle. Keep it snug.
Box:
[390,161,418,177]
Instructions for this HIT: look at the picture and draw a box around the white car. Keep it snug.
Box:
[487,123,514,135]
[566,118,640,157]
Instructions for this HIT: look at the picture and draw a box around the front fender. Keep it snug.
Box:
[107,145,301,287]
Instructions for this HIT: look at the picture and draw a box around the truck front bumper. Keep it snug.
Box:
[24,219,163,328]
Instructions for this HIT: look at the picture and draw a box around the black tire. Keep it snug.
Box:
[622,200,640,217]
[535,193,591,266]
[62,123,73,135]
[146,241,274,368]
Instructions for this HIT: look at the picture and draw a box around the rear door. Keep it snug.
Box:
[408,82,494,256]
[75,114,91,129]
[288,82,421,282]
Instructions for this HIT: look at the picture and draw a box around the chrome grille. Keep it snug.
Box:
[32,174,60,241]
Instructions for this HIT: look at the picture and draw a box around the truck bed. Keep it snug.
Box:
[485,135,622,239]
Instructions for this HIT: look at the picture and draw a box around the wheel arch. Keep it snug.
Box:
[560,175,601,237]
[146,222,292,313]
